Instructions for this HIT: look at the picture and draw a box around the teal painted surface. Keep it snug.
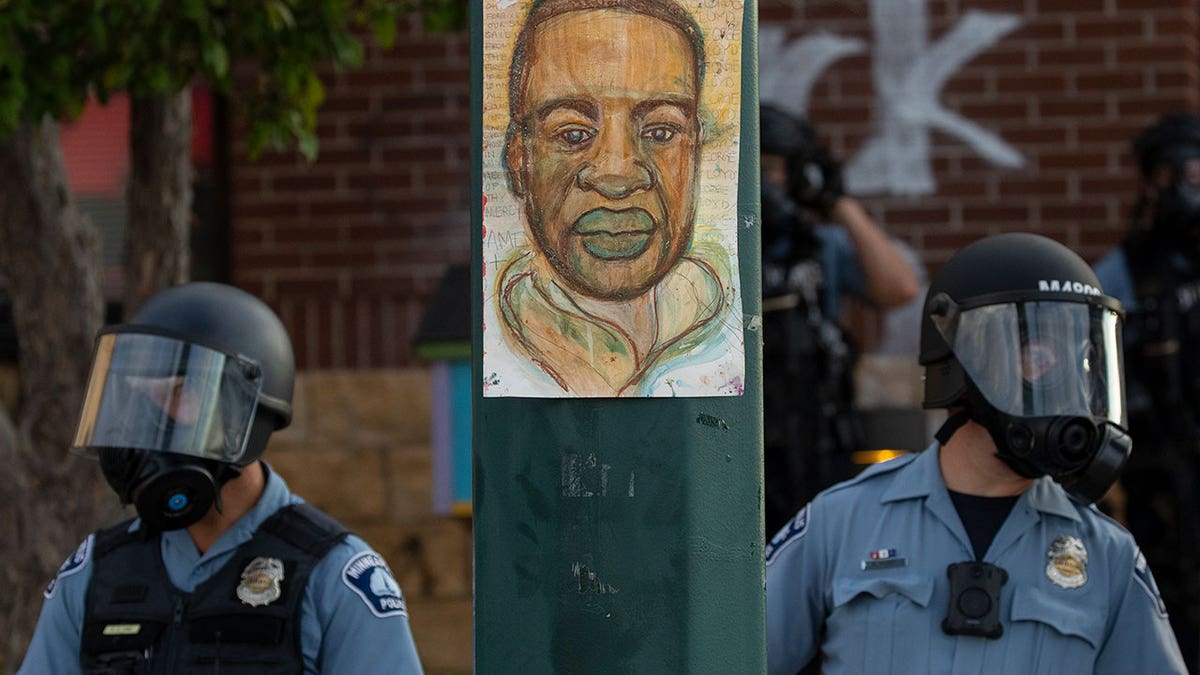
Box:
[472,1,763,670]
[450,360,473,508]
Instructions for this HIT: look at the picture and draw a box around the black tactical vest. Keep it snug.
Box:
[761,240,859,535]
[1122,234,1200,440]
[81,503,348,674]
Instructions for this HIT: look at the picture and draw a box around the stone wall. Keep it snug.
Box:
[267,367,472,674]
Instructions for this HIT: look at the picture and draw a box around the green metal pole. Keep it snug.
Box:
[472,1,762,671]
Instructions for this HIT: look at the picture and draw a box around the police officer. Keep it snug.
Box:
[18,283,424,674]
[760,104,918,535]
[767,233,1185,674]
[1095,112,1200,671]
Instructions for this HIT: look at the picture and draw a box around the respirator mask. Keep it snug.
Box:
[72,329,265,531]
[928,291,1131,503]
[1150,146,1200,258]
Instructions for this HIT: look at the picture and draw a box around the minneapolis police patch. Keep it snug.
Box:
[44,534,94,599]
[765,504,810,566]
[342,551,408,618]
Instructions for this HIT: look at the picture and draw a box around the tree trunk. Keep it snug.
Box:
[125,91,193,316]
[0,117,107,671]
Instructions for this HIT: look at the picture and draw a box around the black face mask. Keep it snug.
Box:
[98,447,240,531]
[1151,153,1200,258]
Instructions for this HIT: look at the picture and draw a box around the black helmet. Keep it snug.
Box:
[1129,113,1200,256]
[72,282,295,530]
[761,103,817,158]
[129,282,295,429]
[1132,112,1200,179]
[920,233,1131,503]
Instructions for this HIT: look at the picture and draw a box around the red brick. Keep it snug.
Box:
[1081,176,1142,195]
[276,277,341,298]
[1115,0,1193,10]
[235,201,303,219]
[961,204,1032,224]
[1118,95,1199,117]
[1038,151,1108,170]
[1118,43,1195,65]
[1036,45,1107,67]
[380,146,447,164]
[272,173,338,192]
[996,176,1070,199]
[1042,203,1109,222]
[1072,16,1149,39]
[237,250,308,270]
[1153,68,1199,89]
[274,226,342,245]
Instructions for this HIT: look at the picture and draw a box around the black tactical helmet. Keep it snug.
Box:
[760,103,817,159]
[1132,112,1200,179]
[919,233,1130,503]
[129,282,295,433]
[921,233,1100,361]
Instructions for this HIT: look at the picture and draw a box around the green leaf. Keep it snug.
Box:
[102,63,130,91]
[297,129,318,161]
[266,0,295,31]
[370,15,396,48]
[202,41,228,79]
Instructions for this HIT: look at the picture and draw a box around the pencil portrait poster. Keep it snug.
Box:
[482,0,745,398]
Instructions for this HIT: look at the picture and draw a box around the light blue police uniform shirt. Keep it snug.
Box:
[18,464,424,674]
[814,224,866,319]
[766,444,1185,675]
[1093,248,1136,310]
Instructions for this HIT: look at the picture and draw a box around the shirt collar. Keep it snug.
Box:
[881,443,1081,522]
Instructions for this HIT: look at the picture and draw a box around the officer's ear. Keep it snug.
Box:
[504,123,528,198]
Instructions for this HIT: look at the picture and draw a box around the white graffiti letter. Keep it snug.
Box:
[845,1,1024,196]
[759,26,866,116]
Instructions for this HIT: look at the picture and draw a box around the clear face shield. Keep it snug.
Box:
[931,294,1125,427]
[72,330,265,463]
[929,290,1130,503]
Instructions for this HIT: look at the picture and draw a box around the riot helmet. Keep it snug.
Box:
[759,104,842,220]
[920,233,1130,503]
[1132,112,1200,257]
[72,282,295,531]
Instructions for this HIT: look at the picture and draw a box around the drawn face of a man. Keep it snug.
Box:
[507,9,702,300]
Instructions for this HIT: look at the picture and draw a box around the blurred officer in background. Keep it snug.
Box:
[19,282,424,674]
[1095,111,1200,671]
[768,233,1184,674]
[760,104,919,535]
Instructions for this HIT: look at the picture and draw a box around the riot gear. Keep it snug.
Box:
[72,282,295,531]
[761,103,843,220]
[1106,112,1200,670]
[761,105,859,533]
[1131,113,1200,258]
[920,233,1131,504]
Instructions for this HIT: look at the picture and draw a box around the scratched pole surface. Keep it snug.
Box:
[471,1,764,672]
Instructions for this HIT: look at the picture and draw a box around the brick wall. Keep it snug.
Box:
[230,16,472,369]
[761,0,1199,267]
[227,3,1200,368]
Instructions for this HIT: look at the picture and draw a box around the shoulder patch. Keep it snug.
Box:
[341,551,408,618]
[1133,548,1168,618]
[766,504,810,566]
[44,534,94,599]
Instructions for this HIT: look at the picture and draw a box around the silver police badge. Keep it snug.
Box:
[237,557,284,607]
[1045,535,1088,589]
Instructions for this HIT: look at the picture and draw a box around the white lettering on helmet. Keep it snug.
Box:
[1038,279,1100,296]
